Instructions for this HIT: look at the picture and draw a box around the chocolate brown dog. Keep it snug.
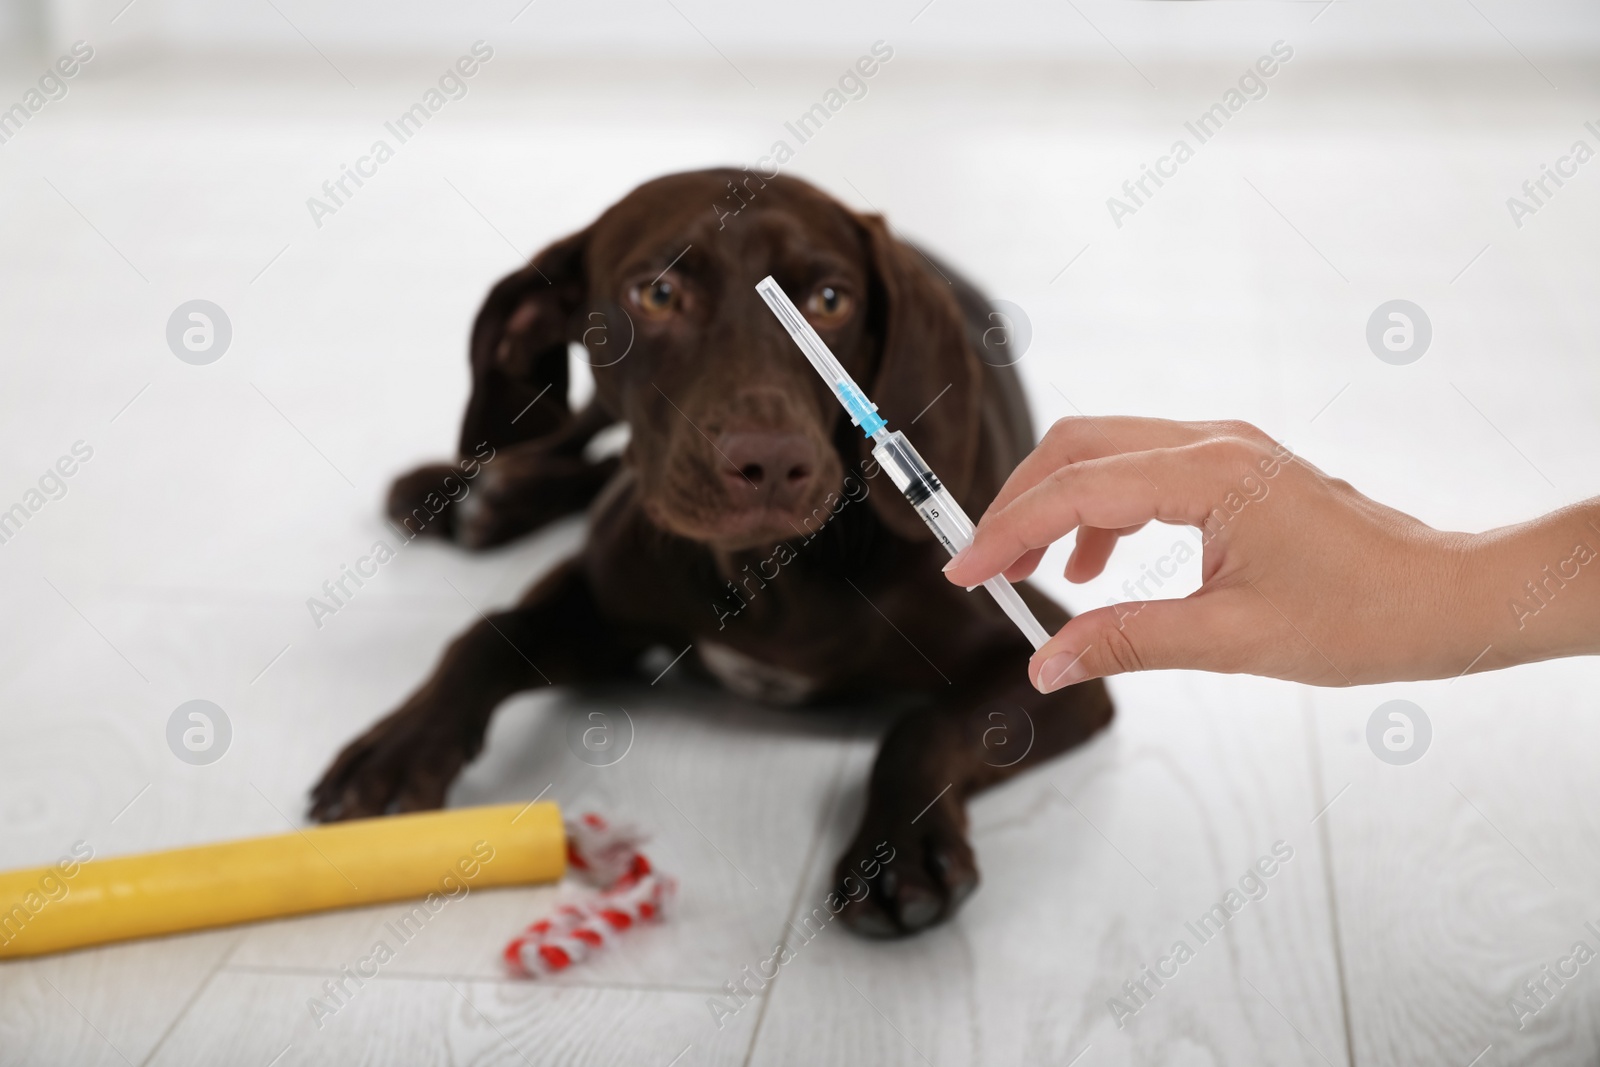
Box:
[309,169,1112,936]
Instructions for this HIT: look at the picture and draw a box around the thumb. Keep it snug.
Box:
[1029,595,1241,691]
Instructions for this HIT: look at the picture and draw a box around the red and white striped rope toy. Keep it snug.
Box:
[503,813,676,977]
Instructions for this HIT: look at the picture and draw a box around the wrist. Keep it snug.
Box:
[1409,529,1505,678]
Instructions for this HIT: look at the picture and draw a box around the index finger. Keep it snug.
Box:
[981,416,1220,524]
[946,440,1239,586]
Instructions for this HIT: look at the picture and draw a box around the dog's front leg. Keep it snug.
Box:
[308,558,640,821]
[835,651,1114,937]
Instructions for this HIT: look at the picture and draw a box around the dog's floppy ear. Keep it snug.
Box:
[457,227,591,455]
[854,213,985,541]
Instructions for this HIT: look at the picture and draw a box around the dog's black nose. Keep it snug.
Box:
[717,430,816,508]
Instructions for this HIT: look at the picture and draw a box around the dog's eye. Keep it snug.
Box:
[806,286,851,323]
[635,279,679,316]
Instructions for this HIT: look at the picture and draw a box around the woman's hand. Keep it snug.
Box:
[943,417,1541,692]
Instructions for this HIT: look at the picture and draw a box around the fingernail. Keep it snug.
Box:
[943,547,969,573]
[1035,651,1087,693]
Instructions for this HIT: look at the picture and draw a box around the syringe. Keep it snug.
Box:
[755,276,1052,651]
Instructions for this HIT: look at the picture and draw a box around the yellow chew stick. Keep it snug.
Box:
[0,801,565,959]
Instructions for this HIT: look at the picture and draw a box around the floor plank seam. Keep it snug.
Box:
[1303,690,1357,1067]
[217,963,736,996]
[138,933,246,1067]
[739,740,855,1067]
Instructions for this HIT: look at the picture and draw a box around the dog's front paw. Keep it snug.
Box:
[308,702,473,822]
[386,464,465,542]
[833,795,979,938]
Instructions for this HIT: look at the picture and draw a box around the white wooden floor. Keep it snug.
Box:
[4,23,1600,1067]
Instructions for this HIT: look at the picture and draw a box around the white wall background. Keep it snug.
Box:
[3,0,1600,62]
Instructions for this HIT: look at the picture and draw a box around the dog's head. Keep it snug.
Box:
[466,169,985,551]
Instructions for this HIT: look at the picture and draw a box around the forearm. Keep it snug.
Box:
[1469,500,1600,671]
